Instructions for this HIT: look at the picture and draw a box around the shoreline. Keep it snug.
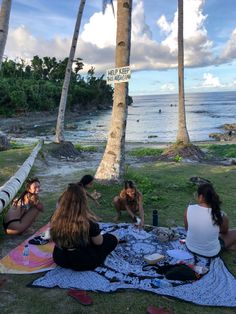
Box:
[1,110,235,148]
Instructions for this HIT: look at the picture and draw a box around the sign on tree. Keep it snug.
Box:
[106,66,131,84]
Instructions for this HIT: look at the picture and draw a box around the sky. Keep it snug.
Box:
[2,0,236,96]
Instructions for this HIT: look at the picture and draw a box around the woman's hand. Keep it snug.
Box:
[35,201,44,212]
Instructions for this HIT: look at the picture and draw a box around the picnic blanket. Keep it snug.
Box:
[31,223,236,307]
[0,223,56,274]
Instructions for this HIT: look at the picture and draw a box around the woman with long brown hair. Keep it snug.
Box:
[50,183,118,270]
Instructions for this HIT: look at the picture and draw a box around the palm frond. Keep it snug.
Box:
[102,0,114,15]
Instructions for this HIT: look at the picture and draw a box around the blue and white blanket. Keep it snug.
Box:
[32,223,236,307]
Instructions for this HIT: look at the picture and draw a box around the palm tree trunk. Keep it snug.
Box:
[95,0,132,182]
[0,0,12,69]
[0,140,43,213]
[54,0,86,143]
[176,0,190,145]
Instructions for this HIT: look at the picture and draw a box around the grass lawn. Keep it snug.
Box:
[0,145,236,314]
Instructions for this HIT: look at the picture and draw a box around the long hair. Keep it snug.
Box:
[78,175,94,187]
[197,183,223,226]
[50,183,97,248]
[13,177,40,206]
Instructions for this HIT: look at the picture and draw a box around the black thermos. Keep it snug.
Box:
[152,210,158,226]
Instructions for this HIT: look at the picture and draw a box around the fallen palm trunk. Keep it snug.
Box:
[0,139,43,213]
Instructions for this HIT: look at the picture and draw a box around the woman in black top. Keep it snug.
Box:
[50,183,118,271]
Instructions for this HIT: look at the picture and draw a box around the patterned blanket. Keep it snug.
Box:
[31,223,236,307]
[0,223,56,274]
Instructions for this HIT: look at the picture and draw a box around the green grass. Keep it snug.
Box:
[9,141,31,150]
[74,143,98,153]
[206,144,236,158]
[128,147,163,157]
[0,146,236,314]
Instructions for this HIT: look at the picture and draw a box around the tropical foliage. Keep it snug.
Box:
[0,56,113,117]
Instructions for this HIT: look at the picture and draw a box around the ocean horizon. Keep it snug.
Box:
[61,90,235,144]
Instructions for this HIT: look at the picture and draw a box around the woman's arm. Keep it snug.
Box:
[184,208,188,230]
[220,212,229,234]
[86,191,100,206]
[138,194,144,227]
[91,234,103,245]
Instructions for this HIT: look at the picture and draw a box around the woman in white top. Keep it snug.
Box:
[184,183,236,257]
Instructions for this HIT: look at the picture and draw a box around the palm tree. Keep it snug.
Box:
[176,0,190,145]
[0,0,12,69]
[162,0,204,161]
[55,0,86,143]
[95,0,132,181]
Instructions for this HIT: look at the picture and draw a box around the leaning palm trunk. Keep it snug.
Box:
[0,0,12,69]
[95,0,132,182]
[176,0,190,145]
[0,140,43,213]
[55,0,86,143]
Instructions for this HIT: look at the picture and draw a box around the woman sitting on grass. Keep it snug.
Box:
[184,183,236,257]
[3,177,44,235]
[50,183,118,271]
[113,180,144,227]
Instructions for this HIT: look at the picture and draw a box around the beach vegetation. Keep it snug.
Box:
[74,143,98,153]
[206,144,236,158]
[128,147,163,157]
[0,57,113,117]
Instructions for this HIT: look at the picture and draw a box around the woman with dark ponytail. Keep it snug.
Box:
[78,175,100,206]
[184,183,236,257]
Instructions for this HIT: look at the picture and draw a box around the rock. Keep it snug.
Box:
[223,123,236,131]
[65,123,77,130]
[0,132,10,151]
[209,133,235,141]
[189,176,211,185]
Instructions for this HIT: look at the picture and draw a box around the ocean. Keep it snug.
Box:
[65,91,236,143]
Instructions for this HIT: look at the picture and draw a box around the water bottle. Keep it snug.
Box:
[152,279,172,288]
[152,210,158,226]
[23,244,30,265]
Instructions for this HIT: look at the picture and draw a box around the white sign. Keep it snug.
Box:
[106,66,131,84]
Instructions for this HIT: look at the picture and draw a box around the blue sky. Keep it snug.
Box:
[2,0,236,96]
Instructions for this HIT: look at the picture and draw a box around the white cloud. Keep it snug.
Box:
[157,0,213,66]
[220,28,236,62]
[201,73,223,88]
[160,83,176,92]
[3,0,219,74]
[80,5,116,48]
[5,26,70,60]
